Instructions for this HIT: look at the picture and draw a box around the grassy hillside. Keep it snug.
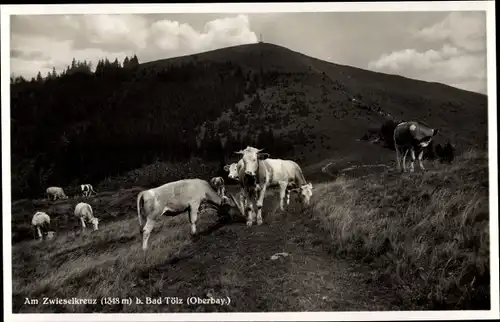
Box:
[10,43,488,199]
[310,149,490,309]
[11,149,489,312]
[12,172,401,313]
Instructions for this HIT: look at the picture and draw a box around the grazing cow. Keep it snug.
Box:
[137,178,240,251]
[271,159,314,209]
[209,176,227,197]
[32,211,51,240]
[80,184,97,197]
[393,121,439,173]
[46,186,68,201]
[74,202,99,231]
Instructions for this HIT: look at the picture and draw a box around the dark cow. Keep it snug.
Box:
[209,176,227,197]
[81,184,97,197]
[393,121,439,172]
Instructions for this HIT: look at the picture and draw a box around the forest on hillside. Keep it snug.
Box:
[10,55,300,199]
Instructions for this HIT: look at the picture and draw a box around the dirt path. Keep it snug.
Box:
[137,186,400,312]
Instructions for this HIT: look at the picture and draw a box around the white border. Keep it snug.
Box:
[1,2,498,322]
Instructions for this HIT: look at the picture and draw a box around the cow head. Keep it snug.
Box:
[224,163,240,181]
[419,128,439,148]
[91,217,99,231]
[299,183,313,206]
[234,146,270,179]
[409,123,439,148]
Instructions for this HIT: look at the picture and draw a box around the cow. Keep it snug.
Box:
[46,186,68,201]
[32,211,51,240]
[224,161,242,181]
[393,121,439,173]
[235,146,314,227]
[224,161,249,211]
[136,178,242,251]
[209,176,227,198]
[74,202,99,231]
[80,184,97,197]
[272,159,314,209]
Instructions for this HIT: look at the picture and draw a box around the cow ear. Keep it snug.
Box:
[258,153,270,160]
[223,165,230,171]
[234,150,244,155]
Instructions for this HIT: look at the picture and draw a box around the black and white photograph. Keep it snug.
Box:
[2,2,498,321]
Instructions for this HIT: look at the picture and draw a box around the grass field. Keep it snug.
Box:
[310,149,490,309]
[10,149,490,312]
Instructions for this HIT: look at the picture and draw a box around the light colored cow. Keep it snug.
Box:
[32,211,50,240]
[136,178,238,251]
[264,158,314,210]
[74,202,99,231]
[393,121,439,173]
[46,186,68,201]
[235,147,314,227]
[224,161,242,181]
[80,184,97,197]
[224,161,250,211]
[209,176,227,197]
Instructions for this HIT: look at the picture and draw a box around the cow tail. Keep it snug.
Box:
[137,191,145,234]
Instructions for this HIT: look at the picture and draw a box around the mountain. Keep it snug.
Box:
[10,42,488,198]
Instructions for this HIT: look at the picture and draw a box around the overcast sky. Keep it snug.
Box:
[10,11,487,94]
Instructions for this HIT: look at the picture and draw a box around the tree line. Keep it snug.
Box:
[10,55,140,85]
[11,54,300,199]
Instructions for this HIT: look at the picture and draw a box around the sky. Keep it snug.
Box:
[10,11,487,94]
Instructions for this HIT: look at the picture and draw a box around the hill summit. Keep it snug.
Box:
[10,42,488,198]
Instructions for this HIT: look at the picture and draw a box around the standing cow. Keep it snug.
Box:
[136,179,236,251]
[235,146,313,227]
[393,121,439,173]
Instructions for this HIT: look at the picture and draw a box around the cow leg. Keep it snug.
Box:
[409,149,416,173]
[278,182,287,211]
[256,184,267,225]
[188,202,200,235]
[245,194,255,227]
[402,148,409,172]
[80,217,87,230]
[417,150,425,171]
[36,226,42,239]
[242,189,255,227]
[142,218,156,251]
[286,188,291,206]
[395,144,401,171]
